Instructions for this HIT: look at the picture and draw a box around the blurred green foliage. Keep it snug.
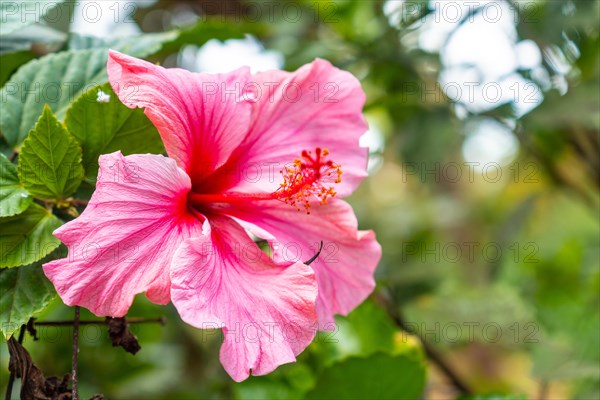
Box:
[1,0,598,399]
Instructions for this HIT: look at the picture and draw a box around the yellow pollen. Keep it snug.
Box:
[274,148,342,213]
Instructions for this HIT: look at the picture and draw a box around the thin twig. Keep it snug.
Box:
[72,306,80,400]
[373,291,474,396]
[33,317,166,327]
[4,325,26,400]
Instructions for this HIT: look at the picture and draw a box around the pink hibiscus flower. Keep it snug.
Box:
[43,50,381,381]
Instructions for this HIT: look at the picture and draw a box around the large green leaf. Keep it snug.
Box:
[0,48,108,148]
[0,23,67,55]
[234,363,315,400]
[0,0,65,36]
[65,83,164,180]
[0,50,35,87]
[0,203,62,268]
[314,300,400,364]
[67,31,178,55]
[18,106,84,200]
[0,31,177,149]
[0,153,32,217]
[457,396,527,400]
[0,261,56,339]
[304,352,427,400]
[0,136,11,158]
[157,19,259,56]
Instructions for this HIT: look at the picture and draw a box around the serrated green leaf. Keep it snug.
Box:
[1,32,177,149]
[65,83,164,180]
[304,352,426,400]
[0,153,32,217]
[0,261,56,339]
[0,0,65,36]
[0,203,62,268]
[18,106,84,200]
[0,48,108,148]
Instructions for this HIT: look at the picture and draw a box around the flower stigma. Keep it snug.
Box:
[188,148,342,214]
[274,148,342,214]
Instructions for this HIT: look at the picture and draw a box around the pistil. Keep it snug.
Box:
[189,148,342,214]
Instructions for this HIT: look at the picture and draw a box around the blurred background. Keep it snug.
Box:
[1,0,599,399]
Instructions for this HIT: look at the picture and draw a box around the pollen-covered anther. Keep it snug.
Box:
[274,148,342,213]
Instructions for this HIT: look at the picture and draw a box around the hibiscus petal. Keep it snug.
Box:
[43,151,202,317]
[213,199,381,327]
[107,50,253,186]
[205,59,369,197]
[170,215,317,381]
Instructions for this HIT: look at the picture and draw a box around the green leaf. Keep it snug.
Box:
[234,363,316,400]
[0,203,62,268]
[0,50,35,87]
[0,261,56,339]
[0,137,12,158]
[65,83,164,180]
[311,300,423,366]
[18,106,84,200]
[0,0,65,36]
[157,19,260,56]
[0,31,177,149]
[67,31,178,55]
[0,153,32,217]
[0,23,67,56]
[457,395,527,400]
[304,352,427,400]
[0,48,108,148]
[329,300,398,356]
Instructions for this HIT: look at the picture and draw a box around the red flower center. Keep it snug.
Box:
[188,148,342,214]
[274,148,342,213]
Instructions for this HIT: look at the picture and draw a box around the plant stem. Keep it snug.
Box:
[374,291,474,396]
[72,306,80,400]
[4,325,26,400]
